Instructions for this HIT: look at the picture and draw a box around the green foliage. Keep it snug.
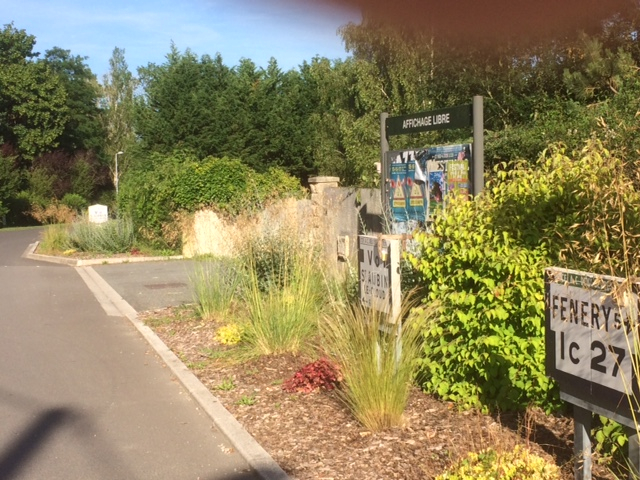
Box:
[408,140,640,412]
[42,47,104,154]
[236,395,256,406]
[27,167,57,208]
[100,47,137,163]
[488,141,640,276]
[321,299,424,431]
[593,416,629,474]
[436,446,560,480]
[0,151,21,219]
[61,193,88,212]
[216,378,236,391]
[174,157,304,215]
[120,151,304,247]
[410,205,555,411]
[118,151,182,247]
[67,216,135,254]
[136,49,316,178]
[0,24,68,160]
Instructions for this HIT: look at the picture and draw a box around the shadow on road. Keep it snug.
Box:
[0,407,76,479]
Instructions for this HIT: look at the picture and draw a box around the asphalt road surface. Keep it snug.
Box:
[0,228,260,480]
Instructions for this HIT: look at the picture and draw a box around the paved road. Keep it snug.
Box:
[92,261,196,313]
[0,229,260,480]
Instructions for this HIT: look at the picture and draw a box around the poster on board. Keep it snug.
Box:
[387,144,471,225]
[389,150,427,224]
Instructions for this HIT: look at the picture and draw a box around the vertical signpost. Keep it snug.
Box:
[545,267,640,479]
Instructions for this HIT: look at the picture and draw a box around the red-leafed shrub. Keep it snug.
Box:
[282,358,341,394]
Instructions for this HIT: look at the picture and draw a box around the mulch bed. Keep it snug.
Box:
[140,306,618,480]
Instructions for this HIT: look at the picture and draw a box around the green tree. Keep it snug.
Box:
[0,148,21,221]
[100,47,137,184]
[43,47,104,153]
[0,23,68,160]
[136,46,232,158]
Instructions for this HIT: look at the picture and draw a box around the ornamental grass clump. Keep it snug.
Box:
[321,299,424,432]
[241,235,325,357]
[190,257,243,321]
[39,224,71,254]
[67,215,135,254]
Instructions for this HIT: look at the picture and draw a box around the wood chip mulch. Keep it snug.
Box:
[140,306,618,480]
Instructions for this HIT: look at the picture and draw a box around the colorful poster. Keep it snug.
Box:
[388,150,427,223]
[390,162,408,222]
[387,145,469,223]
[447,160,469,198]
[406,161,426,221]
[427,162,445,217]
[416,143,471,218]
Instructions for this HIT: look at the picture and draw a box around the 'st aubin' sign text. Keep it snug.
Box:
[358,235,401,323]
[545,267,639,416]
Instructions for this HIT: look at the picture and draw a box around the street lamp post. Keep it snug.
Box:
[115,151,124,196]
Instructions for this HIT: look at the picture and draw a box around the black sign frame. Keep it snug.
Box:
[386,104,473,137]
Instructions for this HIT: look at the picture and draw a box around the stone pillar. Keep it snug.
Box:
[308,176,340,203]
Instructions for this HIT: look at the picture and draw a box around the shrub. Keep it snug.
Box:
[321,300,424,431]
[282,358,341,394]
[61,193,88,213]
[174,157,304,216]
[407,140,640,412]
[29,201,77,224]
[68,216,135,254]
[119,152,305,247]
[436,446,560,480]
[409,204,555,411]
[214,323,245,346]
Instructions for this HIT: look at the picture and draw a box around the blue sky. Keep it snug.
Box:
[3,0,360,79]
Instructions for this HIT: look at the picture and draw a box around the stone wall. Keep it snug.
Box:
[182,177,383,277]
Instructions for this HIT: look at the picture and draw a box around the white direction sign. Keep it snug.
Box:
[546,268,638,395]
[358,235,401,323]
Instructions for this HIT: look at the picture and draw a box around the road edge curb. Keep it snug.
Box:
[22,241,184,266]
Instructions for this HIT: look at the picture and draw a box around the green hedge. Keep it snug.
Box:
[119,152,304,248]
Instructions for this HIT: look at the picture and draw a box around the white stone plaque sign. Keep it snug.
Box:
[88,204,108,224]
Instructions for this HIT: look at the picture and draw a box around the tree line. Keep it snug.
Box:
[1,5,639,226]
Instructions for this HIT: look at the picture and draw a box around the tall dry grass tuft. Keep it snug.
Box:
[190,257,243,321]
[38,224,71,254]
[240,232,325,358]
[321,298,425,432]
